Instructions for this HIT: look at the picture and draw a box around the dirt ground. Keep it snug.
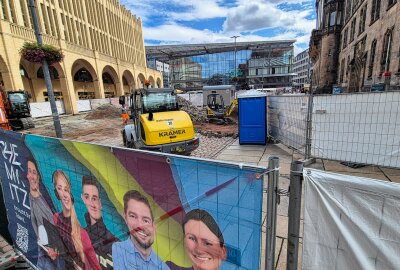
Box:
[28,104,238,147]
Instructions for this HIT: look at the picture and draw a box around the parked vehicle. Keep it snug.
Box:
[0,89,34,130]
[206,93,238,124]
[120,88,199,155]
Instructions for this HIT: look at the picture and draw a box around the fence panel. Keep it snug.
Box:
[267,95,309,154]
[77,99,91,112]
[311,92,400,168]
[30,101,66,118]
[178,93,203,107]
[0,130,266,269]
[303,169,400,269]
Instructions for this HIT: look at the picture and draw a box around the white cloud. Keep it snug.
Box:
[223,1,314,33]
[168,0,229,21]
[123,0,315,55]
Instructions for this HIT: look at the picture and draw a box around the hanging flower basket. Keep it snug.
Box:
[144,79,150,88]
[20,42,64,64]
[232,76,238,82]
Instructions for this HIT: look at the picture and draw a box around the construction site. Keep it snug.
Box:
[1,89,400,270]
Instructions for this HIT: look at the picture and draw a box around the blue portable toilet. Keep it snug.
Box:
[237,90,267,144]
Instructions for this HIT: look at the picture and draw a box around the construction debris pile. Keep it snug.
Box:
[85,104,122,120]
[177,96,207,124]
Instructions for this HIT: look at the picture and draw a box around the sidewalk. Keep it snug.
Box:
[215,139,400,269]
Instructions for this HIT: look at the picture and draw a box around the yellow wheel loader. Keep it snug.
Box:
[120,88,199,155]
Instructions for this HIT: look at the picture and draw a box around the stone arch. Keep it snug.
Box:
[0,54,12,90]
[102,65,119,98]
[19,59,37,101]
[137,73,145,88]
[156,77,162,88]
[34,62,66,102]
[148,76,155,88]
[122,70,135,94]
[72,59,98,99]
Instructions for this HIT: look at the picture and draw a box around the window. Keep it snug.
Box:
[368,40,377,78]
[330,11,336,26]
[342,28,348,50]
[380,28,393,73]
[350,19,356,42]
[370,0,381,24]
[358,5,367,35]
[388,0,397,9]
[340,58,345,83]
[43,91,63,101]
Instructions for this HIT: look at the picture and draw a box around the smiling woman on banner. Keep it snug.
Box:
[168,209,227,270]
[52,170,101,270]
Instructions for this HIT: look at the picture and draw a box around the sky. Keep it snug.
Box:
[120,0,316,56]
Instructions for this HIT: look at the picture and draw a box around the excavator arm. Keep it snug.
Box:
[225,99,238,117]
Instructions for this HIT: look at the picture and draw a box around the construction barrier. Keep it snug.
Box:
[0,130,266,269]
[303,169,400,269]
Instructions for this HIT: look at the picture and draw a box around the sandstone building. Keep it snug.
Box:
[310,0,399,93]
[0,0,162,114]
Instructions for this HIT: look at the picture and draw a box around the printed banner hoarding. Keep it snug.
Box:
[0,130,265,270]
[303,169,400,269]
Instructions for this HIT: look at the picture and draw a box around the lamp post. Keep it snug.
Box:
[231,35,239,85]
[28,0,62,138]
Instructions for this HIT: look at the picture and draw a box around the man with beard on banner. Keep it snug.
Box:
[27,156,63,269]
[112,190,170,270]
[81,175,119,269]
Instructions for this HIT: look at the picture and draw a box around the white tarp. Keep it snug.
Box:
[30,101,66,118]
[303,169,400,270]
[76,99,91,112]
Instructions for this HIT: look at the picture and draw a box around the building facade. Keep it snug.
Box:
[309,0,343,93]
[147,58,170,87]
[146,41,295,92]
[310,0,400,93]
[0,0,162,114]
[292,49,312,90]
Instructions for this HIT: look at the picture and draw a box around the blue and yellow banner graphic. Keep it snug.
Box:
[0,130,264,269]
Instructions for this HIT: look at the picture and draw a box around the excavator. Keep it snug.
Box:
[0,89,35,130]
[120,88,199,155]
[206,93,238,124]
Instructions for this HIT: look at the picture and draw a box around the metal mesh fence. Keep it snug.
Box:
[267,95,309,155]
[311,91,400,168]
[267,91,400,169]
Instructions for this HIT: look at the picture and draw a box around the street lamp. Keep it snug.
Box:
[231,35,240,82]
[28,0,62,138]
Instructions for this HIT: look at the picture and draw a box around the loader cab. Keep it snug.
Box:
[142,88,178,114]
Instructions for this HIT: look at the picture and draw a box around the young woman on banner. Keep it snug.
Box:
[27,156,63,270]
[168,209,227,270]
[52,170,101,270]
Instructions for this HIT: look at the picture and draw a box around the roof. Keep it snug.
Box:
[203,85,235,91]
[146,40,296,62]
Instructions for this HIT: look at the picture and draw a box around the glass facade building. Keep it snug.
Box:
[146,40,295,91]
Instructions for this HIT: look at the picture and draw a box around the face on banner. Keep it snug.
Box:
[27,160,40,194]
[184,219,227,270]
[82,184,102,223]
[54,173,73,212]
[124,198,156,250]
